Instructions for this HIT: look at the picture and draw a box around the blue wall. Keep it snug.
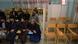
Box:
[49,0,61,4]
[0,0,14,9]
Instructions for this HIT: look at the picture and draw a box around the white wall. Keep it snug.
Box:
[48,4,67,22]
[48,4,61,18]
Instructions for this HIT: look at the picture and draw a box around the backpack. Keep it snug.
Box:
[30,34,41,42]
[0,31,6,39]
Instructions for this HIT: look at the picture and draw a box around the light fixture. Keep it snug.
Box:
[62,0,66,5]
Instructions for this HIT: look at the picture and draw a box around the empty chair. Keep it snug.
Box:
[56,24,68,40]
[44,24,57,40]
[67,24,78,40]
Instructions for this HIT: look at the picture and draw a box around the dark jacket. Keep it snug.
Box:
[9,22,17,30]
[0,10,6,20]
[0,22,2,28]
[6,22,16,41]
[19,22,30,29]
[10,11,18,19]
[15,11,25,20]
[23,13,30,20]
[29,23,41,35]
[5,22,11,31]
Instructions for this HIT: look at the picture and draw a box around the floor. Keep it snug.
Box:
[0,38,78,44]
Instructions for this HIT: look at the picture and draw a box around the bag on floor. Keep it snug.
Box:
[0,31,6,39]
[6,32,16,40]
[30,34,41,42]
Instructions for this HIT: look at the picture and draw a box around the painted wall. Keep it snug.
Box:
[48,4,61,18]
[0,0,14,9]
[0,0,48,9]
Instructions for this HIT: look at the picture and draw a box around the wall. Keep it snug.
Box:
[0,0,48,9]
[0,0,14,9]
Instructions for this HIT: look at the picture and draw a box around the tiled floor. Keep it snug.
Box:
[0,38,78,44]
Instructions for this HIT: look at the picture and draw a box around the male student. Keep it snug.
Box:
[7,18,17,44]
[29,19,41,42]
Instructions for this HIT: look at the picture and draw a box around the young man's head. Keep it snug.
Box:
[6,19,10,22]
[21,18,25,22]
[15,19,19,22]
[12,11,16,15]
[10,18,14,22]
[33,7,38,14]
[18,8,22,12]
[11,8,15,12]
[31,19,36,24]
[0,19,5,22]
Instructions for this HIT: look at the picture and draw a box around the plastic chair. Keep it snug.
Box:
[67,24,78,40]
[56,24,68,40]
[44,24,57,40]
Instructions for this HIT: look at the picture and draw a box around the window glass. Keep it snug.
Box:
[49,0,61,4]
[62,0,66,5]
[49,0,66,5]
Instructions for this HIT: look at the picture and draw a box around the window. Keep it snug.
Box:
[49,0,66,5]
[62,0,66,5]
[49,0,61,4]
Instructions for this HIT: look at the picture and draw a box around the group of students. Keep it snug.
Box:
[0,8,41,44]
